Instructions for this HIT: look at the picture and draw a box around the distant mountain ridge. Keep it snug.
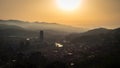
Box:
[0,20,84,33]
[0,20,85,41]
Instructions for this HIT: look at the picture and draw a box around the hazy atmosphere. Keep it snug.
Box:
[0,0,120,28]
[0,0,120,68]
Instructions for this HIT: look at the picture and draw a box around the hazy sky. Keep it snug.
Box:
[0,0,120,28]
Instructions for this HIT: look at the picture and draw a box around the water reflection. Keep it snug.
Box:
[55,42,63,48]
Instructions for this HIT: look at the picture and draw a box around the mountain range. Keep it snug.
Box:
[0,20,84,33]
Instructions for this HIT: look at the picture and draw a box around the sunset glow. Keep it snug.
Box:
[56,0,82,11]
[0,0,120,28]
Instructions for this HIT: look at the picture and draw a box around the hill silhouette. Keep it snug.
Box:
[0,20,84,33]
[0,25,120,68]
[64,28,120,68]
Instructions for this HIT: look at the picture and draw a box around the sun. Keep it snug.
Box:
[56,0,82,11]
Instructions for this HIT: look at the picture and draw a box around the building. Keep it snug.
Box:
[40,30,44,42]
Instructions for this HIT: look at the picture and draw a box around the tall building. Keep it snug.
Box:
[40,30,44,42]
